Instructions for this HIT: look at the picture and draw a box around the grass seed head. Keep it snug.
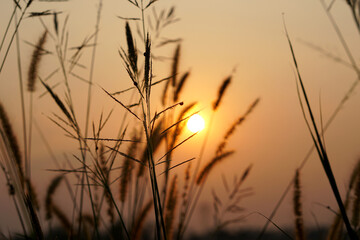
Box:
[293,170,305,240]
[196,151,235,185]
[0,103,24,186]
[171,44,181,87]
[213,76,231,111]
[28,30,47,92]
[174,71,190,102]
[125,22,138,76]
[165,175,178,240]
[45,175,64,220]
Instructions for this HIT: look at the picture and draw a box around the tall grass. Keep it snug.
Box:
[4,0,360,240]
[0,1,261,239]
[293,170,305,240]
[258,1,360,238]
[284,18,358,240]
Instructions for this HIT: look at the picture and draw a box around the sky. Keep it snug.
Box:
[0,0,360,237]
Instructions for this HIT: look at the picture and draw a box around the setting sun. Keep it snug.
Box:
[187,114,205,133]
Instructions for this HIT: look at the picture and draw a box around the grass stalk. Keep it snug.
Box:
[0,160,28,238]
[0,0,33,75]
[293,170,305,240]
[176,92,216,240]
[140,0,147,45]
[134,4,169,237]
[34,120,78,211]
[320,0,360,76]
[177,76,240,238]
[143,117,167,240]
[13,7,28,188]
[82,0,103,237]
[284,21,358,240]
[258,5,360,237]
[0,2,17,53]
[0,112,33,235]
[44,35,101,237]
[84,0,102,138]
[99,167,130,239]
[27,94,33,181]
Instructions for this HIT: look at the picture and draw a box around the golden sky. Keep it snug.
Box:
[0,0,360,235]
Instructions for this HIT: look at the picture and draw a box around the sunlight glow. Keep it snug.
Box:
[187,114,205,133]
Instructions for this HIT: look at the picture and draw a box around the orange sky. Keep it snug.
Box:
[0,0,360,236]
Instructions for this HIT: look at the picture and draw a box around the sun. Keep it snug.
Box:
[187,114,205,133]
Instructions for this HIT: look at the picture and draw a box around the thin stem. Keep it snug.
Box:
[83,1,103,237]
[13,7,28,184]
[27,94,33,181]
[12,195,28,238]
[91,148,129,239]
[320,0,360,76]
[143,113,164,240]
[83,148,101,239]
[189,110,215,195]
[0,0,32,75]
[258,5,360,237]
[33,120,77,208]
[0,2,17,53]
[106,184,130,239]
[84,0,102,139]
[0,161,28,238]
[285,22,357,240]
[177,110,215,239]
[140,0,147,45]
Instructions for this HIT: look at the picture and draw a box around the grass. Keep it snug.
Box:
[0,1,259,239]
[284,20,357,239]
[0,0,360,239]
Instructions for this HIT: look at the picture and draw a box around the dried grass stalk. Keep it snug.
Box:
[293,170,305,240]
[125,22,138,76]
[164,102,196,180]
[165,175,178,240]
[25,194,43,239]
[161,78,170,106]
[216,98,260,155]
[352,166,360,229]
[327,160,360,239]
[41,80,75,126]
[181,163,191,209]
[99,144,114,224]
[196,151,235,185]
[26,179,39,210]
[137,120,164,177]
[131,200,152,240]
[173,71,190,102]
[170,102,196,148]
[45,174,72,233]
[345,0,360,31]
[0,102,25,186]
[144,34,151,96]
[82,214,95,239]
[45,174,64,220]
[52,204,72,233]
[120,133,139,202]
[171,44,180,87]
[213,76,231,111]
[161,44,181,105]
[28,30,47,92]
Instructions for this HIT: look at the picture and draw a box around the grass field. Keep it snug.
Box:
[0,0,360,239]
